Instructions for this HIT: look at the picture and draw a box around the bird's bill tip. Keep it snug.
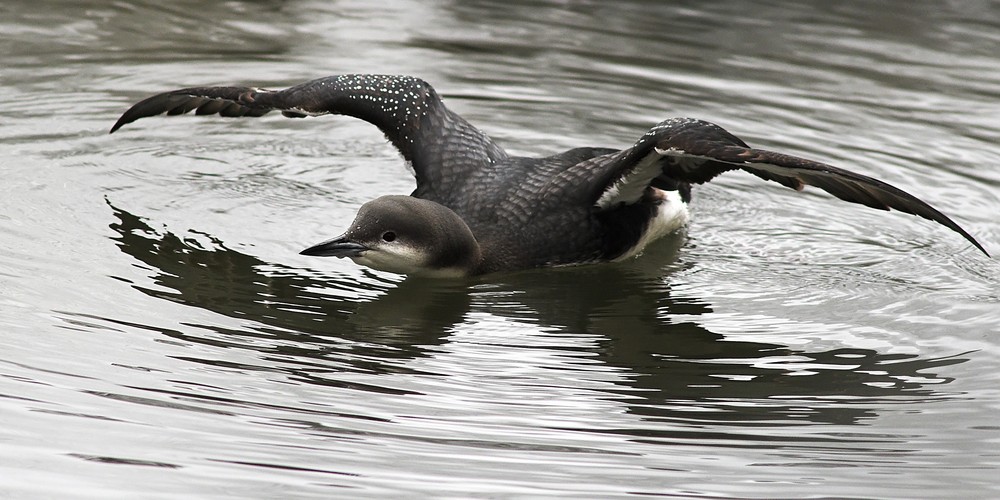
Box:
[299,236,368,258]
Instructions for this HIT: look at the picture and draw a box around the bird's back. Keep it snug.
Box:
[432,147,651,273]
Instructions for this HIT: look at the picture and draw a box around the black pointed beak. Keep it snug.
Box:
[299,235,368,258]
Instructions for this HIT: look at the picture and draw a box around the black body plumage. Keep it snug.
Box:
[110,74,989,275]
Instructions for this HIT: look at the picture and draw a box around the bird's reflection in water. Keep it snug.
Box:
[106,200,967,432]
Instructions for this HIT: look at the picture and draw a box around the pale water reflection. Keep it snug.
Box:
[3,0,1000,498]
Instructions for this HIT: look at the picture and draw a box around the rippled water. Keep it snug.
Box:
[3,1,1000,498]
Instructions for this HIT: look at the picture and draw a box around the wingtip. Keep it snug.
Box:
[108,119,125,134]
[971,239,990,258]
[948,222,990,257]
[941,215,990,257]
[107,90,187,135]
[109,105,142,134]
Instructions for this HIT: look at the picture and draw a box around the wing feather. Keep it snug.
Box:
[583,118,988,255]
[110,75,508,202]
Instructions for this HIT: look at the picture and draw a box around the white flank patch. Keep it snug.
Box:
[595,152,665,209]
[612,189,689,261]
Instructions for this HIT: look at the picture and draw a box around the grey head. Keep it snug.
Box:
[300,195,482,277]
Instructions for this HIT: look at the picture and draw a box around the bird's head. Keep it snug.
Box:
[300,195,481,277]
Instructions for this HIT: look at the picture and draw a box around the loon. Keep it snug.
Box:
[110,74,988,276]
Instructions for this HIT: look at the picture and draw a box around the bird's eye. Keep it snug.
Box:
[381,231,397,242]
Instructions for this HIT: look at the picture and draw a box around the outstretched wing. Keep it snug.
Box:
[110,74,509,200]
[580,117,988,256]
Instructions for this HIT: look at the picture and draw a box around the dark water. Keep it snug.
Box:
[3,1,1000,498]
